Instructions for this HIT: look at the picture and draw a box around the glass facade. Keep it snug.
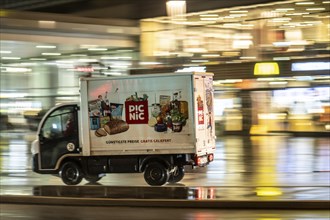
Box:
[139,0,330,134]
[140,0,329,64]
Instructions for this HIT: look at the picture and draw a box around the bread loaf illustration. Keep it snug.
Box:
[104,120,129,135]
[95,128,107,137]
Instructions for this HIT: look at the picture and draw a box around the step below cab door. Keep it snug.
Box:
[38,104,80,170]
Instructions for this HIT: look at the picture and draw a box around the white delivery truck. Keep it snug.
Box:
[31,72,215,186]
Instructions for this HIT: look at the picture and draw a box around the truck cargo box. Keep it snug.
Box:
[79,72,215,157]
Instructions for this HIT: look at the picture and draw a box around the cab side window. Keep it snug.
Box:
[42,115,62,139]
[41,106,76,139]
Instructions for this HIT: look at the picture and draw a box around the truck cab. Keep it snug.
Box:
[32,104,80,173]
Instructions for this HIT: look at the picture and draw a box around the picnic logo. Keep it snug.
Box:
[125,101,149,124]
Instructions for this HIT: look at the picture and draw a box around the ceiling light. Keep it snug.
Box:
[286,12,310,16]
[56,60,74,63]
[80,44,98,48]
[0,51,11,54]
[1,57,21,60]
[0,92,28,98]
[222,51,240,56]
[275,8,295,11]
[166,0,186,17]
[322,1,330,3]
[233,40,253,49]
[257,78,276,81]
[200,17,218,21]
[225,60,242,64]
[166,1,186,7]
[101,56,132,60]
[241,24,254,28]
[78,59,98,62]
[306,7,326,10]
[271,17,292,22]
[70,54,87,57]
[87,48,108,51]
[38,20,55,24]
[30,58,46,61]
[185,48,208,53]
[111,65,130,69]
[240,56,256,59]
[38,20,56,28]
[3,67,32,73]
[19,62,37,66]
[295,2,315,5]
[229,14,247,17]
[201,54,220,57]
[217,79,243,83]
[191,59,208,63]
[292,62,330,71]
[116,49,133,52]
[36,45,56,48]
[42,53,61,56]
[139,62,162,65]
[229,10,248,13]
[269,81,288,85]
[199,14,218,17]
[273,41,291,47]
[223,23,242,27]
[273,57,291,61]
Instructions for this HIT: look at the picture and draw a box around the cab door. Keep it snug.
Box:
[38,105,80,170]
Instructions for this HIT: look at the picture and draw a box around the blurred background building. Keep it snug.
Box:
[1,0,329,135]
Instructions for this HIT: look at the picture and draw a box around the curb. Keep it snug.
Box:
[1,195,329,210]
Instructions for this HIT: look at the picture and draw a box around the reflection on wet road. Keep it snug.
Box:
[1,131,329,186]
[1,131,330,220]
[2,204,329,220]
[19,185,328,201]
[0,133,330,205]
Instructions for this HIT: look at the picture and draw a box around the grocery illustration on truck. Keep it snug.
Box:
[85,76,197,149]
[88,90,189,137]
[31,72,215,186]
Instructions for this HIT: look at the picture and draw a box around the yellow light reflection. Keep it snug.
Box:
[257,219,281,220]
[251,136,283,198]
[256,187,283,196]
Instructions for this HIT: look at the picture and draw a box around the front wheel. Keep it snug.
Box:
[60,162,83,185]
[168,166,185,183]
[144,162,169,186]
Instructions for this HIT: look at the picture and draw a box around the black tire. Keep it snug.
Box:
[168,166,185,183]
[84,174,103,183]
[144,162,169,186]
[60,162,83,185]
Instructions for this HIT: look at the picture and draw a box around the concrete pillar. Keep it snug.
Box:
[30,64,58,109]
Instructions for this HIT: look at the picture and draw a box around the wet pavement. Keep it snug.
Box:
[0,129,329,209]
[2,204,329,220]
[1,185,329,209]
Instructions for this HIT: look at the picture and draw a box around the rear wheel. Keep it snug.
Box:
[144,162,169,186]
[60,162,83,185]
[168,166,185,183]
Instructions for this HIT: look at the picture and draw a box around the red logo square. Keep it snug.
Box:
[125,101,149,124]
